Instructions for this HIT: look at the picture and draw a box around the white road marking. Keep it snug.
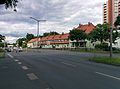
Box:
[18,62,22,65]
[7,54,14,58]
[27,73,39,80]
[95,72,120,81]
[15,59,19,62]
[46,88,50,89]
[61,62,76,67]
[22,66,29,70]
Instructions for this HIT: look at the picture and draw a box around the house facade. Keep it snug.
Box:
[103,0,120,26]
[69,22,96,48]
[27,33,70,49]
[27,23,96,49]
[40,33,70,48]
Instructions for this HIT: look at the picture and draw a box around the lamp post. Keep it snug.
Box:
[30,17,46,48]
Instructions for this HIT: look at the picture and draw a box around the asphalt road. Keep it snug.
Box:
[2,49,120,89]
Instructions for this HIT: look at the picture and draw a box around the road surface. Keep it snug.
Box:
[1,49,120,89]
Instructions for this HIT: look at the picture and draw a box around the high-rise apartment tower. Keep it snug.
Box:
[103,0,120,26]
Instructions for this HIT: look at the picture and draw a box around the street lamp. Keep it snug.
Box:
[30,17,46,48]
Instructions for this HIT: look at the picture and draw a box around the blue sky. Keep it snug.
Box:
[0,0,104,43]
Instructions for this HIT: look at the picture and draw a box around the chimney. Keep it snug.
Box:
[79,24,82,27]
[88,22,92,25]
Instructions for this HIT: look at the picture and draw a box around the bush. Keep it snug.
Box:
[0,48,4,52]
[0,48,5,58]
[95,43,109,51]
[112,47,120,53]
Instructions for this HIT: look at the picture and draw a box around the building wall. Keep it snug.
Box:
[118,0,120,15]
[27,42,37,48]
[41,44,69,49]
[104,0,119,26]
[114,0,119,23]
[113,39,120,48]
[103,2,108,23]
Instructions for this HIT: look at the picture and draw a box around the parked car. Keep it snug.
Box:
[5,48,12,52]
[18,47,23,52]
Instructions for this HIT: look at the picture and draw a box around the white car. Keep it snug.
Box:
[18,47,23,52]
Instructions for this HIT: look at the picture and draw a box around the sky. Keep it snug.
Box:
[0,0,105,43]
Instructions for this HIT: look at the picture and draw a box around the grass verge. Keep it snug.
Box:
[89,57,120,66]
[0,52,5,58]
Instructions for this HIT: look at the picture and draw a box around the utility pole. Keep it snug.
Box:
[110,0,113,58]
[30,17,46,48]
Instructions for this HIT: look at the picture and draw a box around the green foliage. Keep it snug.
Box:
[69,29,87,41]
[16,38,26,47]
[89,24,109,43]
[69,29,87,47]
[16,33,35,48]
[0,0,18,10]
[0,34,5,42]
[0,48,4,52]
[112,30,120,43]
[114,15,120,27]
[89,23,119,43]
[43,31,59,37]
[0,49,5,58]
[95,43,109,51]
[26,33,34,42]
[0,43,4,48]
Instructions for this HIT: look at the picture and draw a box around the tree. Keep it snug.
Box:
[16,38,26,47]
[0,34,5,42]
[89,24,109,43]
[26,33,34,42]
[114,15,120,27]
[89,23,120,44]
[43,31,59,37]
[69,29,87,47]
[112,30,120,43]
[0,0,18,11]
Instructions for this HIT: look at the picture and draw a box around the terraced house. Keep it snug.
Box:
[27,33,70,48]
[27,23,95,49]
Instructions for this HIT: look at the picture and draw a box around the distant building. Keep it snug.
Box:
[27,22,95,49]
[103,2,108,23]
[27,34,70,49]
[103,0,120,26]
[70,22,95,48]
[76,22,95,34]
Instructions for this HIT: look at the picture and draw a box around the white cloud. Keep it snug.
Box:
[0,0,105,43]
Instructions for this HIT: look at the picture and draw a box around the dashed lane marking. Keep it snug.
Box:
[15,59,19,62]
[95,72,120,81]
[27,73,39,80]
[61,62,76,67]
[7,54,14,58]
[18,62,22,65]
[22,66,29,70]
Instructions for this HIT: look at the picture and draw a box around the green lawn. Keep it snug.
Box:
[89,57,120,66]
[0,52,5,58]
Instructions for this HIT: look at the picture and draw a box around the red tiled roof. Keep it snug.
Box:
[53,34,62,40]
[40,36,48,41]
[28,38,38,43]
[60,33,69,39]
[77,22,95,34]
[28,33,70,44]
[46,35,54,40]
